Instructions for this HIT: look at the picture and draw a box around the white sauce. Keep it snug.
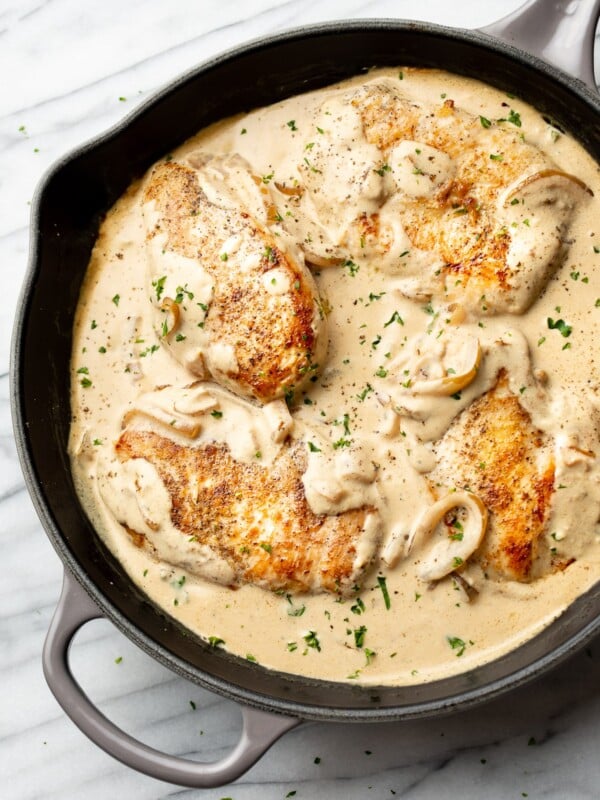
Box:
[69,68,600,685]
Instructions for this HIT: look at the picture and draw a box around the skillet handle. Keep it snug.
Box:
[43,571,300,788]
[479,0,600,93]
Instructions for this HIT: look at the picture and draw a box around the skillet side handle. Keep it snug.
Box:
[43,571,300,788]
[479,0,600,93]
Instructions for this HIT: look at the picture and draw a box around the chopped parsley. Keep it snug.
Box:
[351,597,366,615]
[357,384,374,402]
[447,636,467,656]
[384,310,404,327]
[152,275,167,301]
[174,284,194,304]
[332,437,351,449]
[354,625,367,648]
[303,631,321,651]
[377,576,391,609]
[547,317,572,337]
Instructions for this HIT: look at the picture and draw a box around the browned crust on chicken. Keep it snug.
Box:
[144,161,325,403]
[431,372,555,580]
[347,84,589,311]
[115,429,378,595]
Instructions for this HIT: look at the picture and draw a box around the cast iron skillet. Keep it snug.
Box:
[10,0,600,788]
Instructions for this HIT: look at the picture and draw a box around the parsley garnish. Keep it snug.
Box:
[377,576,391,609]
[332,437,351,449]
[547,317,572,337]
[351,597,365,615]
[354,625,367,648]
[357,384,374,402]
[152,275,167,301]
[447,636,467,656]
[384,310,404,327]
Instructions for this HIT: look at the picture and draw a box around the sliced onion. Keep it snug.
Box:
[408,490,488,582]
[502,169,592,205]
[303,249,345,268]
[391,334,481,398]
[159,297,181,337]
[409,338,482,396]
[274,181,304,197]
[122,406,202,438]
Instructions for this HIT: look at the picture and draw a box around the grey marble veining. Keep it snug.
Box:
[1,1,599,797]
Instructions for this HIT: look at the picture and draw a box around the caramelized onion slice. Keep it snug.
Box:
[122,385,219,439]
[502,168,592,205]
[274,181,304,197]
[303,249,346,269]
[408,491,488,582]
[390,333,482,398]
[409,338,482,396]
[159,297,181,337]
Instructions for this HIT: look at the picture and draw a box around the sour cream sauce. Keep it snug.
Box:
[70,68,600,685]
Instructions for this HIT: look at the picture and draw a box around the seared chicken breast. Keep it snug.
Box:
[283,79,590,314]
[110,429,381,595]
[429,371,556,581]
[142,157,326,403]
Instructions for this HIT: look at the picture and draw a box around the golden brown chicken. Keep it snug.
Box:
[287,78,590,314]
[112,429,381,595]
[429,371,556,581]
[142,157,326,404]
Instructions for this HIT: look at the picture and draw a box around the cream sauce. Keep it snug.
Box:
[70,68,600,685]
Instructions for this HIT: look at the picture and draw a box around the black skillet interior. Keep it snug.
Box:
[13,20,600,720]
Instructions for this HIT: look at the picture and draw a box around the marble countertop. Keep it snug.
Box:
[2,1,599,797]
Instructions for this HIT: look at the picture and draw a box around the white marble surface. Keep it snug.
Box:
[2,0,599,797]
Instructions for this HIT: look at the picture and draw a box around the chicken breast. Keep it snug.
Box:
[142,156,326,403]
[429,371,556,581]
[284,78,590,314]
[110,429,381,595]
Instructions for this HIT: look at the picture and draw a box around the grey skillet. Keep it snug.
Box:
[10,0,600,787]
